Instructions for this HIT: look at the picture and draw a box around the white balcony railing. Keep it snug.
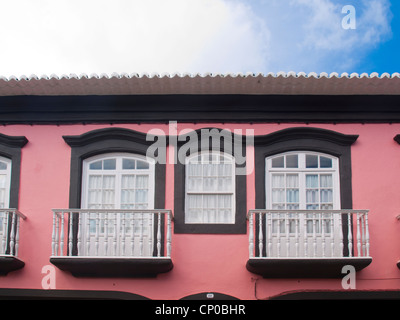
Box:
[0,209,26,257]
[248,210,370,259]
[51,209,172,258]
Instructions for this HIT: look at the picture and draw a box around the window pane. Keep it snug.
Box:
[271,174,285,188]
[306,155,318,168]
[286,175,299,205]
[103,159,116,170]
[121,175,135,189]
[320,174,333,188]
[286,174,298,188]
[88,175,102,189]
[306,189,319,203]
[135,189,148,204]
[89,160,102,170]
[218,163,227,176]
[137,160,149,169]
[286,154,298,168]
[0,188,5,208]
[204,163,217,177]
[188,177,202,192]
[306,174,318,188]
[121,189,135,206]
[272,189,285,203]
[320,156,332,168]
[218,194,232,209]
[122,159,135,170]
[204,176,217,191]
[320,189,333,203]
[88,175,106,207]
[271,156,284,168]
[186,195,202,223]
[136,175,149,188]
[286,189,299,203]
[220,164,232,191]
[102,176,115,206]
[0,162,7,170]
[0,175,6,189]
[188,163,202,177]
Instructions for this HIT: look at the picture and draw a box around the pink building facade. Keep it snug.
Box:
[0,73,400,300]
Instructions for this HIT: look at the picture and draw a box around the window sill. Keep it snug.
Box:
[174,221,246,234]
[0,255,25,275]
[50,256,173,278]
[246,257,372,278]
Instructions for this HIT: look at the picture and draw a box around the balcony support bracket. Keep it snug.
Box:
[50,256,173,278]
[0,255,25,276]
[246,257,372,278]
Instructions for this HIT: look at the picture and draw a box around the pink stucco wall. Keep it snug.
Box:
[1,122,400,299]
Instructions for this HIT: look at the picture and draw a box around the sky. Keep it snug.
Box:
[0,0,398,77]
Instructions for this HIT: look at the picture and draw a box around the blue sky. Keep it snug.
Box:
[0,0,397,77]
[248,0,398,75]
[359,0,400,74]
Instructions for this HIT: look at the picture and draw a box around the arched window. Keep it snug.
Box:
[81,153,155,210]
[80,153,156,256]
[266,151,340,211]
[63,127,166,211]
[0,157,11,236]
[252,127,358,258]
[0,157,11,209]
[265,151,341,249]
[185,151,235,224]
[62,128,167,258]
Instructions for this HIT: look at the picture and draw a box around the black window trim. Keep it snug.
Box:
[62,127,166,256]
[253,127,359,257]
[0,133,28,209]
[173,127,247,234]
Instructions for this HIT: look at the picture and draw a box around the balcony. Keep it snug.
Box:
[0,209,26,275]
[50,209,173,277]
[246,210,372,278]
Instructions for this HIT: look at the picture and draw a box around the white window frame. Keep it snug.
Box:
[81,153,155,210]
[185,150,236,224]
[265,151,340,211]
[265,151,342,257]
[80,153,156,256]
[0,156,11,236]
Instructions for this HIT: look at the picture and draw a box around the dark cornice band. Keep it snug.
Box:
[63,127,154,147]
[254,127,359,146]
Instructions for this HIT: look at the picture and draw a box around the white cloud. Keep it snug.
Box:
[264,0,393,72]
[291,0,392,51]
[0,0,270,77]
[0,0,393,77]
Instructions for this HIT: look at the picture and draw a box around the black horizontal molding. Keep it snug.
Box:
[0,133,28,148]
[63,127,153,147]
[0,94,400,124]
[254,127,359,146]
